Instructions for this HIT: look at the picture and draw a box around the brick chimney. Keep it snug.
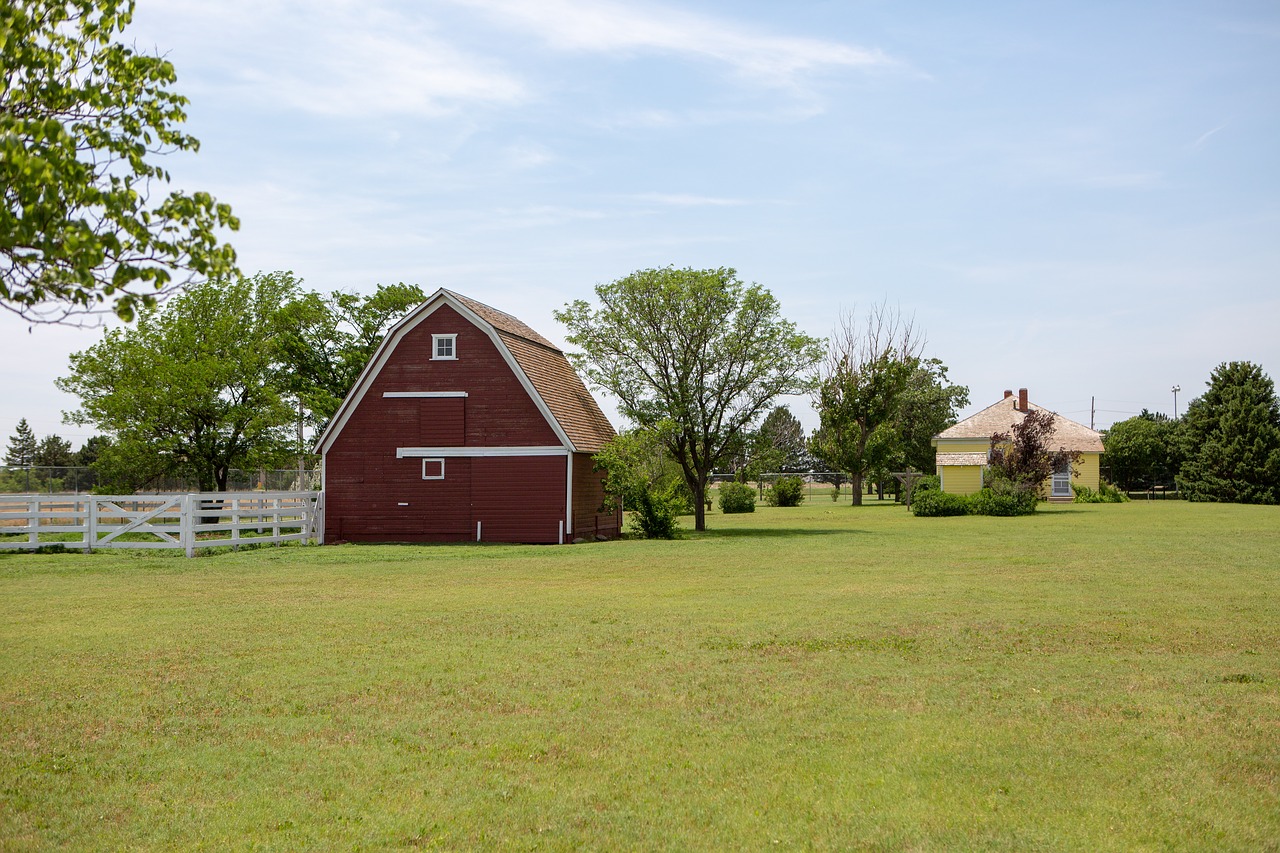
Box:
[1018,388,1028,411]
[1004,389,1013,400]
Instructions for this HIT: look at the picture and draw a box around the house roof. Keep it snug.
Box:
[936,452,988,466]
[315,289,616,454]
[935,394,1104,453]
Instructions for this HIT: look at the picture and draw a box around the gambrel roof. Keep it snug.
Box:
[315,289,616,455]
[935,394,1104,453]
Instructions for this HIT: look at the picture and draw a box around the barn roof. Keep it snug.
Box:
[935,393,1104,453]
[444,291,615,453]
[314,289,616,455]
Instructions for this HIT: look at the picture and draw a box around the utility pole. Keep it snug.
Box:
[1172,385,1180,419]
[1090,396,1095,430]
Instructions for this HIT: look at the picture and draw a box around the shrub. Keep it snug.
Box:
[969,483,1038,516]
[1073,481,1130,504]
[765,476,805,507]
[628,486,682,539]
[911,489,970,516]
[718,481,756,514]
[914,475,941,494]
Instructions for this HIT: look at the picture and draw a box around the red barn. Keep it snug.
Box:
[315,289,620,544]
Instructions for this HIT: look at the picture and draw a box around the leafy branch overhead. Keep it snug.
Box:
[1,0,239,323]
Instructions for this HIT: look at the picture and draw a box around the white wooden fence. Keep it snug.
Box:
[0,492,324,556]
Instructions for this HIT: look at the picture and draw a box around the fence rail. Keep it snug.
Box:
[0,492,324,556]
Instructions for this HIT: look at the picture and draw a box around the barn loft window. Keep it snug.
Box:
[422,458,445,480]
[432,334,457,360]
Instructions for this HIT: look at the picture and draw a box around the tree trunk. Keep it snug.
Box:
[850,471,864,506]
[692,478,707,531]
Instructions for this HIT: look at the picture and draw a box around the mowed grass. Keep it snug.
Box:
[1,502,1277,850]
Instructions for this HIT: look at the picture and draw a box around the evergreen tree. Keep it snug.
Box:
[1176,361,1280,504]
[4,419,37,467]
[33,435,74,468]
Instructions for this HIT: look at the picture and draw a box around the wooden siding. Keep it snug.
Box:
[471,456,566,544]
[326,304,567,543]
[1075,452,1101,491]
[939,464,984,495]
[572,451,620,540]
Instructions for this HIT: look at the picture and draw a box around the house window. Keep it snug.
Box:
[422,458,445,480]
[432,334,457,360]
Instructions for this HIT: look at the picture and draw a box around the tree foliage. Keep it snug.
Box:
[897,358,970,473]
[557,267,823,531]
[1176,361,1280,504]
[987,409,1081,494]
[1103,411,1180,492]
[1,0,238,323]
[756,405,811,473]
[33,433,73,467]
[277,283,425,431]
[592,428,686,539]
[809,303,921,505]
[57,272,299,491]
[4,418,37,466]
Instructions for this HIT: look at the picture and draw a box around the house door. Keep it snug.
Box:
[1051,459,1072,498]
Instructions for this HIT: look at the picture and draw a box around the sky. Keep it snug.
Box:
[5,0,1279,452]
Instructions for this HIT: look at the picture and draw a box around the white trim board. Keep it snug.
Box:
[396,446,569,458]
[382,391,469,398]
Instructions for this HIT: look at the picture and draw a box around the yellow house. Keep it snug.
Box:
[932,388,1104,499]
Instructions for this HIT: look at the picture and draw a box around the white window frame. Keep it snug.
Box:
[431,334,457,360]
[421,458,445,480]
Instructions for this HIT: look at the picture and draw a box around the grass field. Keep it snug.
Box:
[2,500,1277,850]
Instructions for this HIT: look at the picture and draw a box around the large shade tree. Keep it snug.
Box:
[276,283,425,432]
[1176,361,1280,504]
[1,0,238,323]
[1103,410,1180,492]
[556,266,824,531]
[57,272,299,491]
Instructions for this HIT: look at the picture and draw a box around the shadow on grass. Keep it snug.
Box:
[689,527,859,539]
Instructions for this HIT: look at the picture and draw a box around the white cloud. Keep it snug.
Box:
[629,192,748,207]
[134,0,525,118]
[448,0,893,87]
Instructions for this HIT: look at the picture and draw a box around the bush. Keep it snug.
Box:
[1073,481,1130,504]
[968,483,1037,516]
[718,481,756,514]
[628,486,682,539]
[765,476,805,507]
[911,489,970,516]
[914,475,941,494]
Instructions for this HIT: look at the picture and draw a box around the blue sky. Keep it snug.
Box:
[5,0,1279,450]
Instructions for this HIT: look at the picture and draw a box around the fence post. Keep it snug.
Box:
[86,497,97,553]
[28,498,39,547]
[183,494,195,558]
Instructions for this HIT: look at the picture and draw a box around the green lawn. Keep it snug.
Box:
[2,501,1277,850]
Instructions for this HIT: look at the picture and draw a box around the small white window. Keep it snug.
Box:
[422,459,445,480]
[432,334,457,360]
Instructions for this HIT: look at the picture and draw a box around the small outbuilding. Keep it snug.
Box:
[315,289,620,544]
[932,388,1105,499]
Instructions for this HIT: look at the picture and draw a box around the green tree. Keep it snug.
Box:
[757,405,812,473]
[277,283,425,431]
[592,427,687,539]
[810,304,921,506]
[1103,412,1179,492]
[1,0,238,323]
[74,434,110,467]
[57,272,299,491]
[557,266,824,531]
[1176,361,1280,504]
[4,418,37,467]
[33,434,73,467]
[896,357,969,473]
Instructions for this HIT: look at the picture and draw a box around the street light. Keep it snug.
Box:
[1172,385,1181,419]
